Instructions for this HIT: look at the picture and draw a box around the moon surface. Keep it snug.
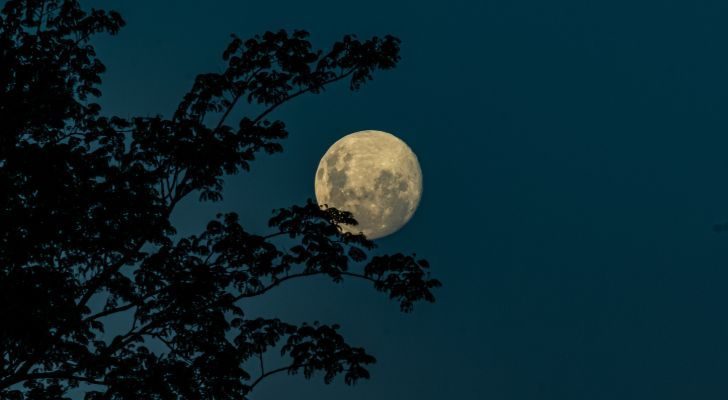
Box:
[314,130,422,239]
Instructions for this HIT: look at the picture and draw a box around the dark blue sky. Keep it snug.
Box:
[90,0,728,398]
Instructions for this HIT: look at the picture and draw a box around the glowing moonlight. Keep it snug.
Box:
[315,130,422,239]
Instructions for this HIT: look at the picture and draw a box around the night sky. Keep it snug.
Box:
[89,0,728,398]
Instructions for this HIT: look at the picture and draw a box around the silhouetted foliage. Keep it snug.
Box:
[0,1,440,399]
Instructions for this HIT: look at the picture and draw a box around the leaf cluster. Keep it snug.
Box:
[0,1,439,399]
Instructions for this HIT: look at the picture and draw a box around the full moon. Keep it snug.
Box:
[314,130,422,239]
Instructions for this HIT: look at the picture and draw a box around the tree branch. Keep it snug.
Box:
[25,372,106,386]
[251,68,355,125]
[0,371,106,389]
[248,364,302,392]
[246,363,355,395]
[83,287,166,323]
[233,272,317,301]
[262,230,287,239]
[214,66,265,131]
[83,302,136,322]
[93,270,376,363]
[258,347,265,376]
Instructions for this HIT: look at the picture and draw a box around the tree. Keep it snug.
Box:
[0,1,440,399]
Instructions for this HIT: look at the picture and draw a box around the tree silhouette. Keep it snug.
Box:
[0,1,440,399]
